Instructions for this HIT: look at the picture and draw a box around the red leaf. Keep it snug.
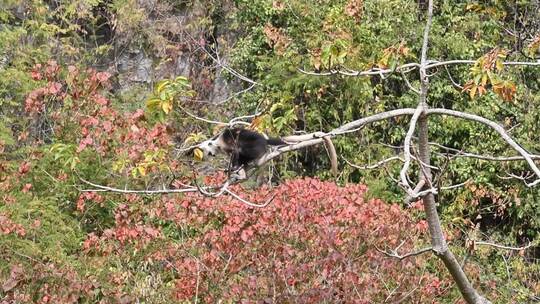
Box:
[18,161,31,175]
[22,183,32,193]
[2,265,23,292]
[96,71,111,83]
[94,94,109,106]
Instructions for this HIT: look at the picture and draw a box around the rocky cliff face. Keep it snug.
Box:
[111,0,240,104]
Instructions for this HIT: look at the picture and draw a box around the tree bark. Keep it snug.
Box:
[416,1,491,303]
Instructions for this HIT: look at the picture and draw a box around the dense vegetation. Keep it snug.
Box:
[1,0,539,302]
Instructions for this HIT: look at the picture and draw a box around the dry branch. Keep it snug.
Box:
[473,240,534,251]
[429,108,540,186]
[375,240,433,261]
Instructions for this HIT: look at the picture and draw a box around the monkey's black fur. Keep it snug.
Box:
[218,128,286,171]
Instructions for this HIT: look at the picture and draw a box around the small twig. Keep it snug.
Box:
[444,65,463,89]
[214,83,257,105]
[501,254,511,280]
[195,259,201,304]
[393,286,419,304]
[343,155,403,170]
[176,105,229,126]
[375,245,433,261]
[473,240,534,251]
[401,69,421,94]
[224,189,275,208]
[219,253,233,279]
[440,180,470,191]
[429,141,540,162]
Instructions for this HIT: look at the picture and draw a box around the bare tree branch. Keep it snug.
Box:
[473,240,534,251]
[343,155,404,170]
[257,108,419,166]
[441,180,470,190]
[376,244,433,261]
[400,105,425,196]
[298,63,419,78]
[429,141,540,161]
[79,177,199,194]
[298,60,540,80]
[425,60,540,69]
[428,108,540,186]
[78,176,270,208]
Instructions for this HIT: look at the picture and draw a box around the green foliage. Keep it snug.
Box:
[50,144,80,170]
[146,76,196,121]
[228,0,540,243]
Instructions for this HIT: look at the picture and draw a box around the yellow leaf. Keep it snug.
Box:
[146,98,161,110]
[193,148,204,161]
[477,85,486,96]
[481,73,488,86]
[250,115,264,130]
[185,133,204,144]
[161,100,172,114]
[495,60,503,71]
[155,80,170,95]
[470,85,477,99]
[138,166,147,176]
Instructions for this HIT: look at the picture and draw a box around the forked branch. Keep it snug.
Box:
[375,240,433,261]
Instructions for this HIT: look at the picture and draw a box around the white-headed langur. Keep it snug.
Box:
[194,127,338,180]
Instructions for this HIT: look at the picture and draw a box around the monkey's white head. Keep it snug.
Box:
[198,139,219,157]
[197,133,229,158]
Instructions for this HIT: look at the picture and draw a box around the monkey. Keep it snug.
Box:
[196,127,286,179]
[195,127,339,180]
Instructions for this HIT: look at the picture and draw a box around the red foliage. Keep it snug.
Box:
[1,262,96,304]
[76,192,104,212]
[0,213,26,236]
[17,162,31,176]
[84,177,447,302]
[82,202,162,254]
[23,61,174,177]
